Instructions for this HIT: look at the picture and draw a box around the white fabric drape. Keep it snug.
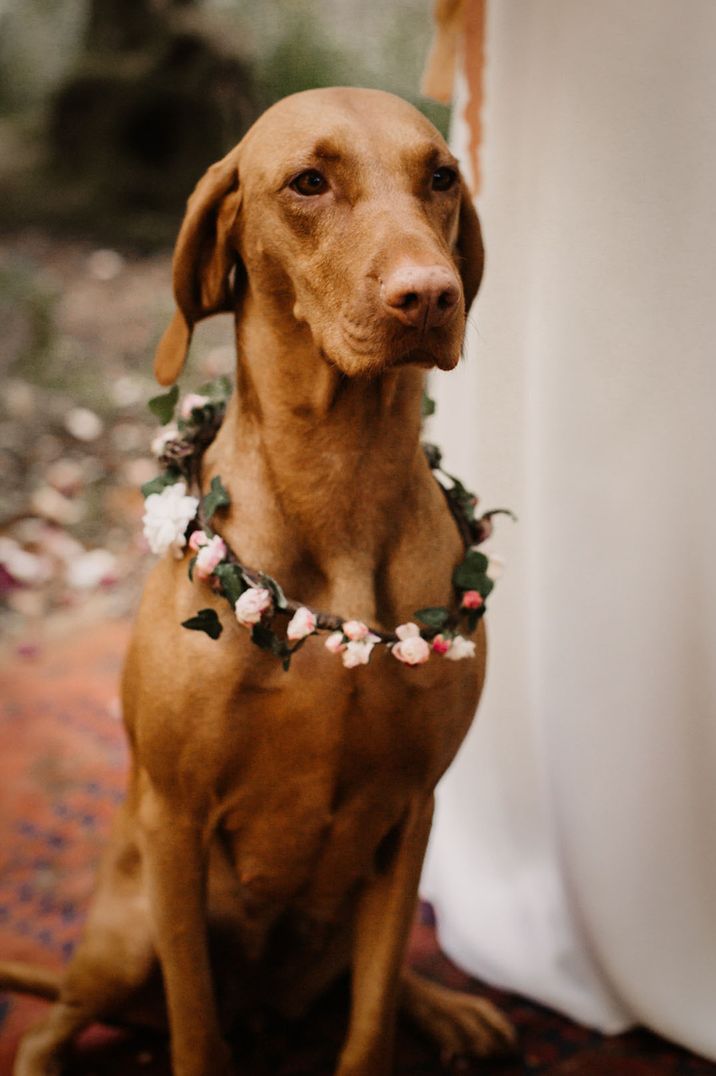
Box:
[421,1,716,1059]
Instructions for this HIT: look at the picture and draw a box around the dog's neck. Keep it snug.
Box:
[204,293,428,582]
[234,293,423,469]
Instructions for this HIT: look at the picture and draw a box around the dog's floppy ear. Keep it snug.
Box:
[154,147,242,386]
[455,185,485,316]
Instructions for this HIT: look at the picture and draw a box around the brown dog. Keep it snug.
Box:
[2,88,515,1075]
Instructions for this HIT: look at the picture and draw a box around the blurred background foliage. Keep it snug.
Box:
[0,0,449,644]
[0,0,448,243]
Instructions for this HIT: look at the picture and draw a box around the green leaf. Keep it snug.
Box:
[258,571,288,610]
[251,622,291,666]
[414,606,450,629]
[181,608,223,639]
[445,474,477,522]
[422,442,443,470]
[202,475,230,521]
[148,385,179,425]
[466,607,486,632]
[187,555,197,582]
[140,471,179,498]
[453,550,494,594]
[421,392,436,418]
[197,376,232,401]
[214,562,246,605]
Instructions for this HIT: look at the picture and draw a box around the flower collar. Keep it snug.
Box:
[141,379,514,671]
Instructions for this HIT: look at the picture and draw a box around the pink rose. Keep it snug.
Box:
[392,623,431,666]
[194,535,226,581]
[235,587,272,627]
[431,633,452,655]
[188,530,209,551]
[461,590,484,610]
[180,393,210,419]
[324,631,346,654]
[287,606,317,641]
[342,620,369,641]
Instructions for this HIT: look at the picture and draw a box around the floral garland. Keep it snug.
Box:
[141,378,514,671]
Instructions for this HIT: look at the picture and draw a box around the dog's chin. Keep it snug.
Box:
[319,335,461,379]
[391,348,460,372]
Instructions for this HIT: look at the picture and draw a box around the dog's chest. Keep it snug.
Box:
[210,648,477,939]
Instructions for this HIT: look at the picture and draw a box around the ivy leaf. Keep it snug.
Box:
[465,607,487,632]
[181,608,223,639]
[453,550,494,596]
[187,555,197,582]
[445,474,477,522]
[140,471,179,498]
[421,392,436,418]
[251,622,291,668]
[414,606,450,629]
[214,562,246,605]
[202,475,230,522]
[258,571,288,611]
[197,376,232,401]
[422,442,443,470]
[148,385,179,425]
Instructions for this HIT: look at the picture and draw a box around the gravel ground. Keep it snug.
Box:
[0,230,236,652]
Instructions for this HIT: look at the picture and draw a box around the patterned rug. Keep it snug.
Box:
[1,620,714,1075]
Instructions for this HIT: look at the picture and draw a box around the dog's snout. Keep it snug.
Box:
[381,265,460,330]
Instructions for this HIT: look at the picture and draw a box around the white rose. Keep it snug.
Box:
[342,620,369,641]
[324,631,346,654]
[444,634,476,661]
[142,481,199,558]
[235,587,273,627]
[341,635,379,668]
[286,606,317,641]
[392,622,431,665]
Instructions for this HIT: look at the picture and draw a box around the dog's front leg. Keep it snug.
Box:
[140,784,232,1076]
[335,797,434,1076]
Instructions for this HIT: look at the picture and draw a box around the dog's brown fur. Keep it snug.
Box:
[2,88,515,1075]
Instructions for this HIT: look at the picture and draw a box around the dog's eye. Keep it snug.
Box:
[290,170,329,196]
[432,167,458,192]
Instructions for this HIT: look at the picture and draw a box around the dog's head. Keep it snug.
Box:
[155,87,484,385]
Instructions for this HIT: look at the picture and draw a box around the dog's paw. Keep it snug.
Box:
[401,970,517,1068]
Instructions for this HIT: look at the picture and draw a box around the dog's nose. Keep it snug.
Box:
[381,265,460,330]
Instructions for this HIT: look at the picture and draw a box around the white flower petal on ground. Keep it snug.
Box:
[142,481,199,558]
[64,407,104,442]
[0,538,52,586]
[66,549,117,589]
[30,486,84,526]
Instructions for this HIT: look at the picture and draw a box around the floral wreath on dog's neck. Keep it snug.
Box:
[141,378,514,672]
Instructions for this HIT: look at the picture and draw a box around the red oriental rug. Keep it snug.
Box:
[1,621,714,1075]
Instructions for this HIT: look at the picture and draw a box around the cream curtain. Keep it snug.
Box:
[422,1,716,1058]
